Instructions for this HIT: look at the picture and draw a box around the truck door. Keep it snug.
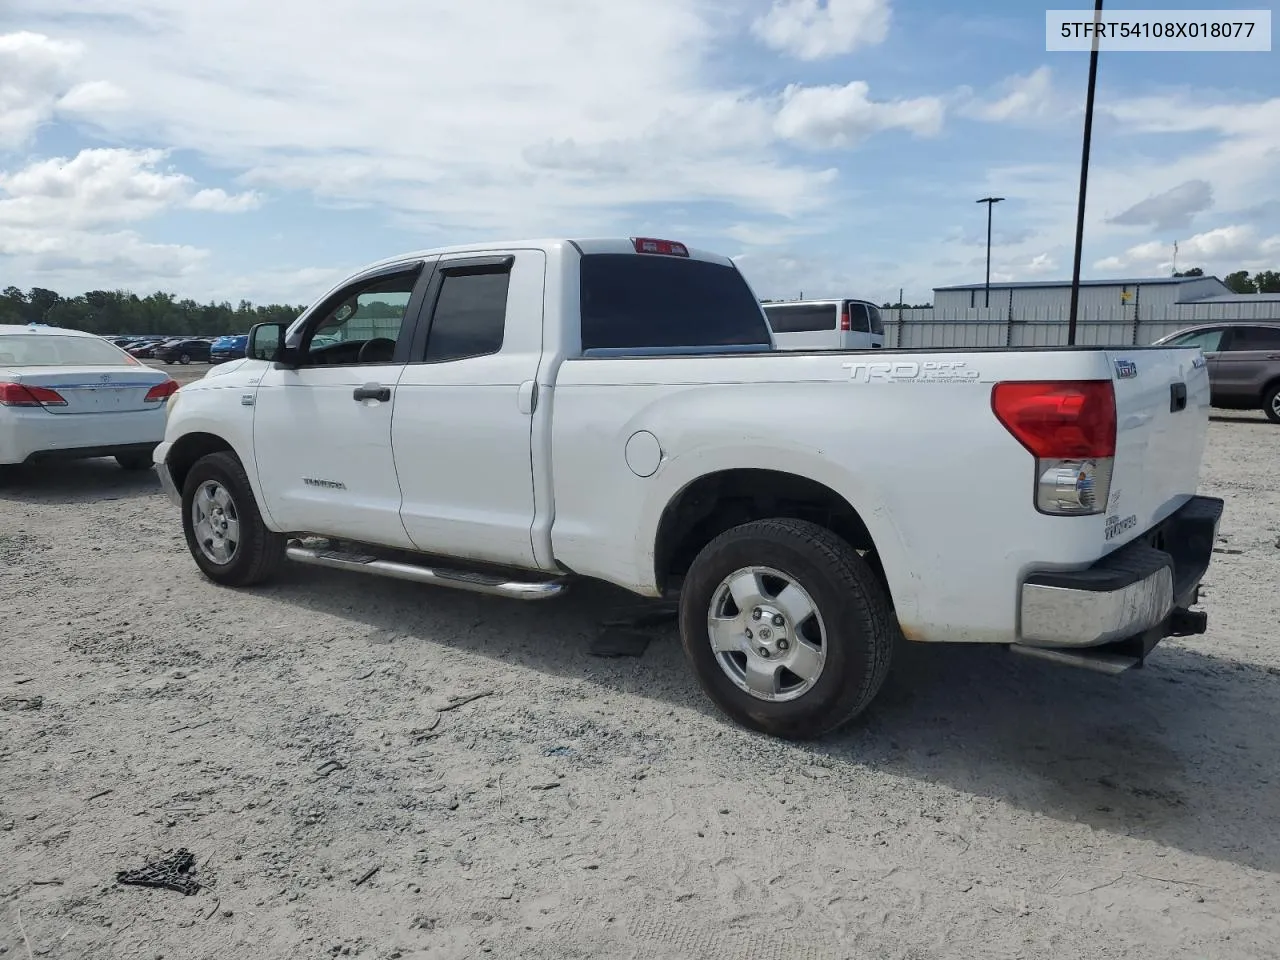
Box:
[250,260,433,548]
[391,250,545,569]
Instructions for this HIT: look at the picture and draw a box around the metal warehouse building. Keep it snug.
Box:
[932,275,1233,315]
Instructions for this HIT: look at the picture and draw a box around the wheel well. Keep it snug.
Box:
[653,469,889,599]
[1262,377,1280,401]
[166,432,235,493]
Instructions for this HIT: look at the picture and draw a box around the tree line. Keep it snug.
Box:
[0,286,306,337]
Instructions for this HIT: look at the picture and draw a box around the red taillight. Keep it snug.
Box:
[144,379,179,403]
[0,382,68,407]
[839,308,851,331]
[991,380,1116,459]
[632,237,689,257]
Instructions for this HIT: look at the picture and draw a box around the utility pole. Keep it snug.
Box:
[1067,0,1104,346]
[976,197,1004,308]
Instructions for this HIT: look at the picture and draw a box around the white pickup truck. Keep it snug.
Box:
[154,237,1223,739]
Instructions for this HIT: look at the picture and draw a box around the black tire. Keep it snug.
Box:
[1263,383,1280,424]
[115,451,155,471]
[181,450,286,586]
[179,353,191,365]
[678,518,894,740]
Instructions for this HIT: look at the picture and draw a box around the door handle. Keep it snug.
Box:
[353,384,391,403]
[1268,354,1280,360]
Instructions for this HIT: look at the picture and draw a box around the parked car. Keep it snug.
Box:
[155,338,213,365]
[762,298,886,351]
[0,324,178,473]
[1152,321,1280,423]
[155,236,1221,739]
[210,334,249,363]
[127,338,171,359]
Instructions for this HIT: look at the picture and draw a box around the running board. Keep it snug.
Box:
[284,542,568,601]
[1009,644,1140,675]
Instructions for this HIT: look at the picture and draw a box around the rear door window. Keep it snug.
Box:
[844,302,871,333]
[1225,325,1280,351]
[866,304,885,335]
[579,254,770,350]
[763,303,837,333]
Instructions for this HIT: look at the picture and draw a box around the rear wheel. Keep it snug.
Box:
[677,518,894,740]
[178,352,191,365]
[115,451,154,471]
[1263,383,1280,424]
[181,451,285,586]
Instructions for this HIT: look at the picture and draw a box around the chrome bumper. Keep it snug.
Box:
[155,459,182,506]
[1019,495,1223,649]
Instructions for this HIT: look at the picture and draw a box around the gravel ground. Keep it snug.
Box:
[2,405,1278,960]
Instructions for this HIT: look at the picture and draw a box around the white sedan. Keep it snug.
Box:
[0,324,178,471]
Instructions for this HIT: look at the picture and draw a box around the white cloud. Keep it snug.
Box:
[752,0,891,61]
[189,187,263,213]
[1093,225,1280,274]
[0,3,924,239]
[959,66,1057,123]
[0,225,207,280]
[56,79,129,115]
[774,81,945,149]
[0,148,260,228]
[0,31,83,149]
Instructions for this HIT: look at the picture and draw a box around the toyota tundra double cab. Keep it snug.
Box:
[154,237,1222,739]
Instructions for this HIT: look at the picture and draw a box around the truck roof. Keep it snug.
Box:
[344,237,737,277]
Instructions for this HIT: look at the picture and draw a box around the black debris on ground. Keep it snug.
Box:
[116,848,202,896]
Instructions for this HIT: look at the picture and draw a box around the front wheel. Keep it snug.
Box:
[178,353,191,365]
[181,450,286,586]
[678,518,894,740]
[1263,383,1280,424]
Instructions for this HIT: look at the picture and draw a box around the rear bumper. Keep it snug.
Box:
[1019,495,1223,649]
[0,408,166,465]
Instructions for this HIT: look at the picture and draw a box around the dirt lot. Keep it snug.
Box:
[3,401,1279,960]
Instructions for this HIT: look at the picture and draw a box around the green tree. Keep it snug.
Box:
[1224,270,1256,294]
[1173,267,1204,277]
[1255,270,1280,293]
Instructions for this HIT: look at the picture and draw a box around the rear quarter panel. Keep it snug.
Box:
[550,349,1138,644]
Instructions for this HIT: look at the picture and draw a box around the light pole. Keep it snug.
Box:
[976,196,1004,308]
[1067,0,1104,346]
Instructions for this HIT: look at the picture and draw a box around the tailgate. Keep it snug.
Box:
[1103,347,1210,547]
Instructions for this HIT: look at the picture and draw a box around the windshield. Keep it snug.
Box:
[579,254,771,350]
[0,334,137,367]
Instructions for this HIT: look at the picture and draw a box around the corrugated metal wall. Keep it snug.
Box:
[877,300,1280,349]
[931,280,1234,315]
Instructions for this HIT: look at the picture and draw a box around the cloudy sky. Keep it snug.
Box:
[1,0,1277,306]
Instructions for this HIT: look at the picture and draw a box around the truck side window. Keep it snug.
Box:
[301,269,420,366]
[422,268,510,363]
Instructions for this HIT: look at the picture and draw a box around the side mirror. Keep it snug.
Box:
[247,322,286,363]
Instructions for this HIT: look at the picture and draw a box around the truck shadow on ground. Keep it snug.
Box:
[263,567,1280,877]
[0,458,162,505]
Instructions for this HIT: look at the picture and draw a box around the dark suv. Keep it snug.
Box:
[1154,321,1280,423]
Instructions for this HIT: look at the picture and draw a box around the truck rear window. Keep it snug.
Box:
[579,254,771,351]
[763,303,837,333]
